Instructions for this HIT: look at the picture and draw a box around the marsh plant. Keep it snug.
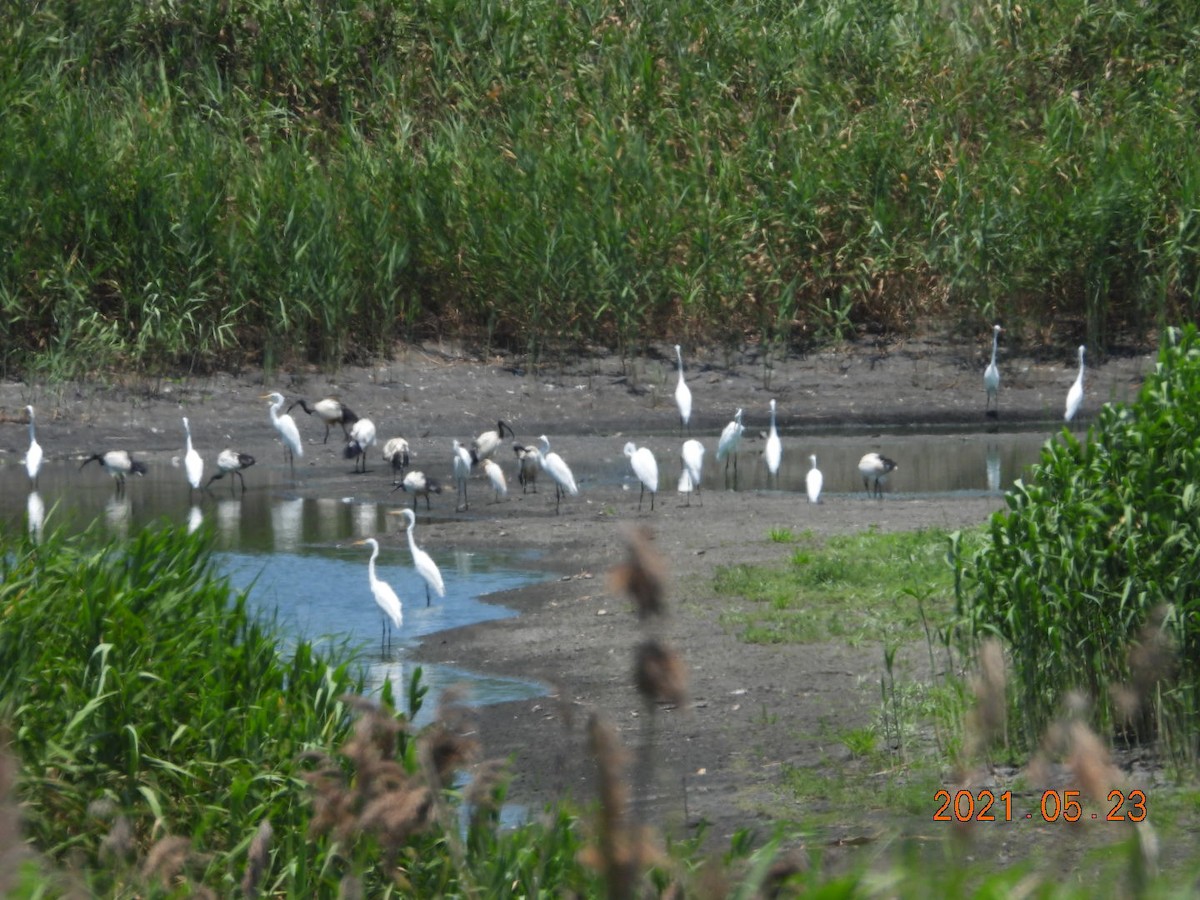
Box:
[954,325,1200,758]
[1,0,1199,375]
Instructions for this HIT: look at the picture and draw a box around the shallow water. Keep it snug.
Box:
[1,424,1064,717]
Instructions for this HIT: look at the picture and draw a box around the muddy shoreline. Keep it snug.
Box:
[0,335,1156,855]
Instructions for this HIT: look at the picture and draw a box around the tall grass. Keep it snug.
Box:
[0,0,1197,374]
[955,325,1200,757]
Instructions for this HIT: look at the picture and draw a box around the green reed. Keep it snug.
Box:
[0,0,1197,373]
[955,325,1200,755]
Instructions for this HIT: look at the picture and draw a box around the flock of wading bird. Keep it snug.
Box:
[14,334,1089,648]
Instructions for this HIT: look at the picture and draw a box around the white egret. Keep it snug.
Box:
[764,399,782,483]
[263,392,303,476]
[23,405,42,489]
[513,443,539,494]
[382,437,411,483]
[624,441,659,512]
[482,458,508,502]
[471,420,515,465]
[806,454,823,504]
[984,324,1002,416]
[81,450,148,494]
[344,417,377,473]
[27,491,44,543]
[391,470,442,511]
[352,537,403,654]
[716,408,745,484]
[536,435,578,514]
[858,452,898,499]
[452,439,472,511]
[1065,345,1086,422]
[182,417,204,494]
[289,397,358,443]
[679,439,705,506]
[393,508,445,607]
[674,344,692,434]
[206,449,255,494]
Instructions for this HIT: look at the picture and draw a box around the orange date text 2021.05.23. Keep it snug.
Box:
[933,789,1147,823]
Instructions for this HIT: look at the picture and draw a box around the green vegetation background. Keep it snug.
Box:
[2,0,1198,377]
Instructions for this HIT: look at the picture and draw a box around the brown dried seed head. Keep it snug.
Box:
[634,639,689,708]
[1067,720,1122,803]
[609,525,667,619]
[241,819,273,899]
[141,835,193,885]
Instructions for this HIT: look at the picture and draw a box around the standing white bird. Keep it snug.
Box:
[289,397,358,443]
[353,537,403,654]
[1065,344,1086,422]
[984,324,1002,416]
[624,441,659,512]
[452,439,472,511]
[263,392,303,476]
[514,442,539,494]
[679,439,705,506]
[81,450,148,494]
[806,454,823,504]
[858,452,898,499]
[391,470,442,511]
[674,344,692,434]
[23,405,42,489]
[344,417,377,473]
[382,437,411,484]
[471,420,515,465]
[182,416,204,494]
[206,449,255,493]
[536,435,579,514]
[482,458,508,502]
[716,408,745,485]
[394,508,446,607]
[764,399,782,484]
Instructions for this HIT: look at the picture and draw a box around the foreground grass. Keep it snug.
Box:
[2,0,1199,375]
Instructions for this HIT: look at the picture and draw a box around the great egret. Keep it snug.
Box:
[382,437,411,483]
[984,324,1002,416]
[353,537,403,654]
[806,454,823,504]
[182,417,204,494]
[858,452,898,499]
[716,408,745,484]
[513,443,539,493]
[624,441,659,512]
[81,450,148,494]
[391,470,442,511]
[23,405,42,489]
[206,449,255,494]
[452,439,472,511]
[393,508,445,607]
[289,398,358,443]
[536,435,578,514]
[1065,345,1086,422]
[471,420,515,465]
[482,458,508,502]
[764,399,782,484]
[263,392,303,476]
[679,439,705,506]
[344,417,377,473]
[674,344,692,434]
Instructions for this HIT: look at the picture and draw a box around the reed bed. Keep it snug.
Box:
[1,0,1197,376]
